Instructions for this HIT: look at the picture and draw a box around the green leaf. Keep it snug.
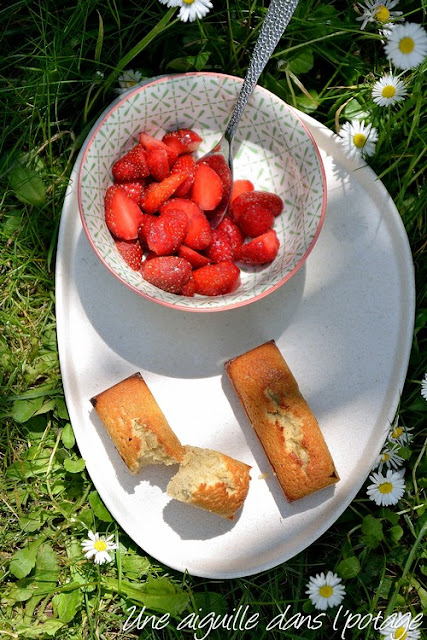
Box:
[102,576,189,617]
[19,511,48,533]
[9,537,45,579]
[9,162,46,207]
[389,525,404,543]
[52,589,84,623]
[64,458,86,473]
[12,395,44,423]
[336,556,361,579]
[361,515,384,548]
[0,211,22,235]
[295,90,319,114]
[34,542,59,586]
[288,48,314,75]
[167,51,210,72]
[121,553,151,579]
[55,398,69,420]
[88,490,113,522]
[61,423,75,449]
[15,620,64,638]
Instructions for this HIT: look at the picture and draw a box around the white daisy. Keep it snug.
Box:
[372,73,407,107]
[115,69,143,94]
[356,1,402,31]
[384,22,427,70]
[366,469,406,506]
[305,571,346,610]
[338,120,378,159]
[421,372,427,400]
[388,422,414,446]
[379,612,422,640]
[374,444,404,472]
[174,0,213,23]
[81,531,117,565]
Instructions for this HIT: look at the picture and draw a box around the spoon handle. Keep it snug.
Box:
[225,0,299,141]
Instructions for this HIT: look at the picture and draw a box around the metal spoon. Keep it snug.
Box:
[207,0,300,228]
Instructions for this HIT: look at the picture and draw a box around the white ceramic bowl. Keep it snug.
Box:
[78,72,326,312]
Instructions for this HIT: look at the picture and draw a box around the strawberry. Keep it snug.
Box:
[235,229,280,264]
[236,204,275,238]
[140,169,192,214]
[190,162,223,211]
[193,262,240,296]
[139,132,178,167]
[178,245,210,268]
[146,208,188,255]
[105,185,145,240]
[172,154,197,197]
[204,228,234,263]
[162,128,203,155]
[181,275,196,297]
[231,190,284,219]
[216,217,244,254]
[123,144,150,177]
[160,198,212,250]
[112,157,141,182]
[120,179,145,205]
[202,154,233,220]
[146,148,170,182]
[230,179,254,203]
[114,239,143,271]
[137,213,157,247]
[142,256,192,294]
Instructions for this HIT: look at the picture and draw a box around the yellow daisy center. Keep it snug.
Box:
[379,482,393,494]
[183,0,195,4]
[381,452,390,462]
[394,628,408,640]
[319,585,333,598]
[399,37,415,54]
[392,426,403,438]
[353,133,367,148]
[382,85,396,98]
[375,6,390,23]
[94,539,108,552]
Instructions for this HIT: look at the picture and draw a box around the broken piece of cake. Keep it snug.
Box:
[225,340,339,502]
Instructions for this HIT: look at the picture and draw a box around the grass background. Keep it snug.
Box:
[0,0,426,638]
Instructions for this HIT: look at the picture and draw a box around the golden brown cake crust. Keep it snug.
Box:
[225,341,339,502]
[167,446,251,519]
[90,372,184,473]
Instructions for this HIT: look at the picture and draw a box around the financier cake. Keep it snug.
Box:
[90,372,185,473]
[167,445,251,519]
[225,341,339,502]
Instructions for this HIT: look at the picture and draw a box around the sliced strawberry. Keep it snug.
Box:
[123,144,150,177]
[112,157,141,182]
[105,185,144,240]
[140,169,192,214]
[172,154,197,197]
[193,262,240,296]
[204,229,234,263]
[146,148,170,182]
[114,239,143,271]
[137,213,157,247]
[178,245,211,268]
[162,128,203,155]
[235,229,280,264]
[202,154,233,221]
[160,198,212,250]
[181,275,196,297]
[190,162,223,211]
[230,179,254,203]
[142,256,192,294]
[139,132,178,167]
[236,204,275,238]
[216,217,244,254]
[120,179,145,205]
[231,190,284,220]
[146,208,188,256]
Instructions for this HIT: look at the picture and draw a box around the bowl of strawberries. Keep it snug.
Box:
[78,73,326,312]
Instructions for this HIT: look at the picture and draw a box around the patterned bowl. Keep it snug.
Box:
[78,73,326,312]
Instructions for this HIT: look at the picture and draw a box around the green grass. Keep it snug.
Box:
[0,1,426,638]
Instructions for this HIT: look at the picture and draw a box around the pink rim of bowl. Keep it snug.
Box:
[78,72,327,313]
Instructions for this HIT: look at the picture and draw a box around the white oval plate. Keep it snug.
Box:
[56,105,415,579]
